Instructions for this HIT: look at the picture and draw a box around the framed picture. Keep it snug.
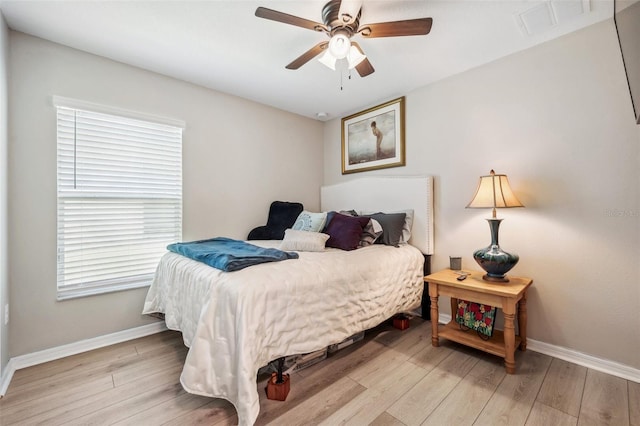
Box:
[341,96,405,174]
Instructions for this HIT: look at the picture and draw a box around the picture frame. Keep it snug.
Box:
[341,96,405,174]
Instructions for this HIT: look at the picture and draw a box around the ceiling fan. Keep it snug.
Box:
[255,0,433,77]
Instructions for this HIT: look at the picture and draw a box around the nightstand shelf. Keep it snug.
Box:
[438,321,522,359]
[425,269,533,374]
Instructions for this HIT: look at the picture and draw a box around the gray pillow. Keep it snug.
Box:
[364,212,406,247]
[359,209,414,243]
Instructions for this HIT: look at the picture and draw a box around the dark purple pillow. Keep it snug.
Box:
[325,213,369,251]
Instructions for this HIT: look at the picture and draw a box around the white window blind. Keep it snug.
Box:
[56,105,182,300]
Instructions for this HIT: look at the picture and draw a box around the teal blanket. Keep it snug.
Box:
[167,237,298,272]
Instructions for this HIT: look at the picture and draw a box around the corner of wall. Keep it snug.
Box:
[0,11,10,377]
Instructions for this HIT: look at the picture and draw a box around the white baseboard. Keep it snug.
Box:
[526,339,640,382]
[0,321,167,397]
[437,313,640,383]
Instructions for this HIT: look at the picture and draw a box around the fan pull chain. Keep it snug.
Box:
[340,69,354,91]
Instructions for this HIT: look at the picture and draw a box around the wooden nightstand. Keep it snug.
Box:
[425,269,533,374]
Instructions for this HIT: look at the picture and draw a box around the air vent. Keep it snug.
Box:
[517,0,590,36]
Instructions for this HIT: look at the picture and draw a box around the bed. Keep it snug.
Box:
[142,176,434,426]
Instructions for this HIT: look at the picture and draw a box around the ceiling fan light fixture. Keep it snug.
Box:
[347,45,366,69]
[318,50,337,70]
[328,32,351,59]
[255,1,432,78]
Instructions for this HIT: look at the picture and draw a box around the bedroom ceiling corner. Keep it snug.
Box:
[0,0,615,120]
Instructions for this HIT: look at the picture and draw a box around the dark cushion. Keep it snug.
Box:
[325,210,380,247]
[325,213,369,251]
[363,212,406,247]
[322,210,356,233]
[321,211,336,233]
[247,201,304,240]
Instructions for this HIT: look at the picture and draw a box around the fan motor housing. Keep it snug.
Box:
[322,0,361,36]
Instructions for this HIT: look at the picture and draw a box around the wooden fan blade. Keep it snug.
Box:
[255,7,328,33]
[355,57,375,77]
[360,17,432,38]
[351,42,375,77]
[286,42,329,70]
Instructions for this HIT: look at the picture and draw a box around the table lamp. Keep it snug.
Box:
[466,170,524,282]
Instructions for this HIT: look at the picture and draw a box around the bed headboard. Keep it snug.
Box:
[320,176,434,255]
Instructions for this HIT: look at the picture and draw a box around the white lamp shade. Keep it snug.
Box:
[467,170,524,209]
[328,32,350,59]
[318,50,337,70]
[346,45,366,69]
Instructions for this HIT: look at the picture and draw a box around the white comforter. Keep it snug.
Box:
[142,241,424,425]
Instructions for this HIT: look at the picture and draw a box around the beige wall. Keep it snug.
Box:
[0,12,8,373]
[324,19,640,369]
[8,32,323,357]
[6,16,640,374]
[616,0,640,123]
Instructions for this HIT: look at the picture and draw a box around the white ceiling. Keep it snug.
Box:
[0,0,615,121]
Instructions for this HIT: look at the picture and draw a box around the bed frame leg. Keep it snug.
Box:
[276,357,285,383]
[266,357,290,401]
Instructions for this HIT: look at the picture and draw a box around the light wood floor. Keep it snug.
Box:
[1,318,638,425]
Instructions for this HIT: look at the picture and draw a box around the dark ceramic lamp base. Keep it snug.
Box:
[473,218,519,283]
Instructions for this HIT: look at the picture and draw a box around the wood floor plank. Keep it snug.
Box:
[373,318,432,358]
[254,340,386,424]
[371,411,407,426]
[159,399,237,426]
[6,333,185,404]
[318,360,427,425]
[0,374,114,423]
[2,365,117,406]
[407,340,455,373]
[536,358,587,417]
[630,380,640,426]
[7,341,138,389]
[474,350,552,426]
[15,364,184,426]
[11,329,183,389]
[111,390,213,425]
[525,401,578,426]
[578,369,630,426]
[348,347,416,388]
[387,350,479,425]
[421,354,506,426]
[64,381,187,425]
[132,329,185,355]
[111,345,187,386]
[7,347,185,411]
[264,375,366,425]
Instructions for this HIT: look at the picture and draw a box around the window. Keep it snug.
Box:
[55,98,183,300]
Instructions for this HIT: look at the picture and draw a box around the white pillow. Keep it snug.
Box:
[280,229,330,252]
[292,211,327,232]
